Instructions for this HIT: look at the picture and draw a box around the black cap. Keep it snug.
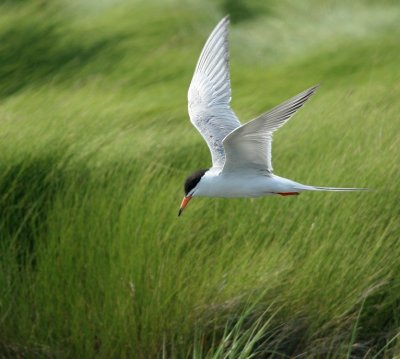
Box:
[184,169,208,195]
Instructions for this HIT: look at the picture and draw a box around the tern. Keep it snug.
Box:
[178,16,366,216]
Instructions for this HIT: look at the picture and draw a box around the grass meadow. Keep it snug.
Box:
[0,0,399,357]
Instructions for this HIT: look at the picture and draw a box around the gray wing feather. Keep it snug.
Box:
[188,16,241,168]
[222,85,319,173]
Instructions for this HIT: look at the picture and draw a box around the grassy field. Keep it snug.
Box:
[0,0,399,357]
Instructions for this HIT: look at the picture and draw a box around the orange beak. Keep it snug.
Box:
[178,196,192,217]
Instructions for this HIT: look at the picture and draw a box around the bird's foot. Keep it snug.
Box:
[277,192,299,196]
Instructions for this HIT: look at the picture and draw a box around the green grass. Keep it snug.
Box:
[0,0,399,357]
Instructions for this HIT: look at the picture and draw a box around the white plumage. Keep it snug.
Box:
[188,16,240,169]
[178,16,366,216]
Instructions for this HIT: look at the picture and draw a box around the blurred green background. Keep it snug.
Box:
[0,0,399,357]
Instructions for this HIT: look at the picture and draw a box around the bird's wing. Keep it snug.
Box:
[222,85,319,173]
[188,16,241,169]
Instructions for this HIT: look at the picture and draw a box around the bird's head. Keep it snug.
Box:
[178,169,208,216]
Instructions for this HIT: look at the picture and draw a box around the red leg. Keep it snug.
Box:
[277,192,300,196]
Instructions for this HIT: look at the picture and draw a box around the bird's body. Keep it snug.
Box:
[194,171,303,198]
[178,16,366,215]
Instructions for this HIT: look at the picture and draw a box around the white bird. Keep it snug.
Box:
[178,16,366,216]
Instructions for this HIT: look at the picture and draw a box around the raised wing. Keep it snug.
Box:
[222,85,319,173]
[188,16,241,168]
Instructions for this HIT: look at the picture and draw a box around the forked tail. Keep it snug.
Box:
[306,186,369,192]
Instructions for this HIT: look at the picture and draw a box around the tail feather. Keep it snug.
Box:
[308,186,369,192]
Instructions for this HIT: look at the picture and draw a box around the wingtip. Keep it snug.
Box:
[309,84,320,93]
[302,84,320,99]
[207,16,230,43]
[218,15,230,28]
